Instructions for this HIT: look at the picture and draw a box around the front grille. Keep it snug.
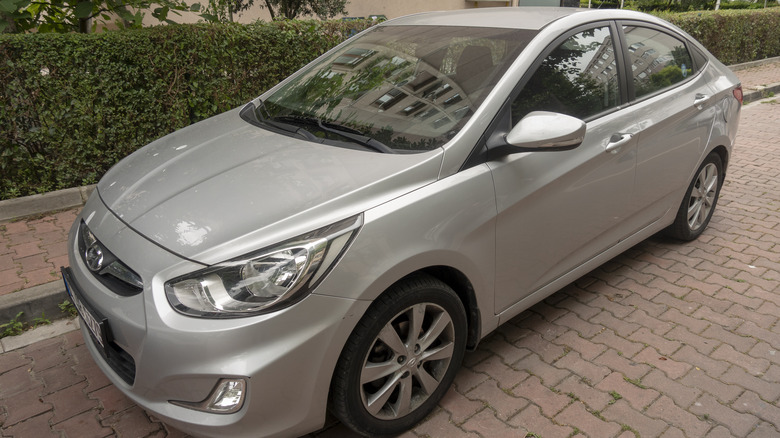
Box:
[78,221,143,297]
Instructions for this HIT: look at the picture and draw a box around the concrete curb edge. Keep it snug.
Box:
[0,280,71,326]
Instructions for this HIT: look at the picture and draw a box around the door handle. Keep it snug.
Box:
[694,93,711,109]
[605,133,632,154]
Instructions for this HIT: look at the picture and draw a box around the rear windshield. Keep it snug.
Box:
[262,25,538,152]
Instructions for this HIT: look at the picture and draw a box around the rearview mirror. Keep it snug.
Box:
[505,111,586,151]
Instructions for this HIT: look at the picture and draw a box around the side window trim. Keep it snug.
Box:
[617,20,703,103]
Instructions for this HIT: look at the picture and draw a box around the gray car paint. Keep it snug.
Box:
[66,7,741,438]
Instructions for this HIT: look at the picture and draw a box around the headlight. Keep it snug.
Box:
[165,214,362,318]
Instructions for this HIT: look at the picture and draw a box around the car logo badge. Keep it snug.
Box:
[85,244,104,272]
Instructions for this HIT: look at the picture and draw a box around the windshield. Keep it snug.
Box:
[260,25,538,152]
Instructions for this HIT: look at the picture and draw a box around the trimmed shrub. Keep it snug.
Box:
[658,8,780,64]
[0,20,374,199]
[1,11,779,200]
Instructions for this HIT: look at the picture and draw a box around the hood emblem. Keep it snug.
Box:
[85,244,104,272]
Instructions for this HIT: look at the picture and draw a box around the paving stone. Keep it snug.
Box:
[642,369,700,408]
[595,371,660,412]
[102,406,163,437]
[646,395,710,438]
[461,408,525,437]
[634,347,692,380]
[478,336,532,366]
[690,394,759,437]
[711,344,770,376]
[471,354,530,390]
[680,369,742,404]
[0,366,40,399]
[732,391,780,432]
[747,422,780,438]
[554,351,610,384]
[438,387,484,424]
[554,401,622,438]
[0,388,52,427]
[721,366,780,402]
[665,326,718,356]
[52,409,113,438]
[512,375,570,417]
[593,349,651,382]
[513,353,570,387]
[453,367,489,394]
[514,331,567,364]
[554,374,612,412]
[508,404,573,438]
[466,379,528,421]
[626,311,675,337]
[1,412,59,438]
[0,350,30,374]
[602,399,668,438]
[413,409,480,438]
[42,382,99,424]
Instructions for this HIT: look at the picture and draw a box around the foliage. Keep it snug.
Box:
[0,311,25,338]
[0,0,201,34]
[199,0,252,22]
[260,0,347,20]
[657,8,780,64]
[0,311,52,338]
[59,299,78,317]
[580,0,779,10]
[0,19,377,199]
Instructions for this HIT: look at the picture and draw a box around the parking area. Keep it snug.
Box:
[2,98,780,437]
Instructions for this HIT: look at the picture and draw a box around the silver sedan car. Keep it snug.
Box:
[63,7,741,438]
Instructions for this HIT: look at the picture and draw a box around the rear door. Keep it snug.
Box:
[617,22,718,227]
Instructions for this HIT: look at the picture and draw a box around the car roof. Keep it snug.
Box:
[382,7,653,31]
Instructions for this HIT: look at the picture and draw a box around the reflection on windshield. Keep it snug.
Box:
[263,25,537,152]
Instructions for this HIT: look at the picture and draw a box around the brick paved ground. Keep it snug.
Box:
[0,209,77,296]
[2,76,780,437]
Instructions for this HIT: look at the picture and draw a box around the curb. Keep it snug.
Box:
[0,184,96,223]
[0,280,71,326]
[728,56,780,72]
[742,83,780,104]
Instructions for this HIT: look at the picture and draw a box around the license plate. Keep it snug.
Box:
[61,267,111,355]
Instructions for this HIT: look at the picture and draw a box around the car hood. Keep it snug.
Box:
[98,108,442,265]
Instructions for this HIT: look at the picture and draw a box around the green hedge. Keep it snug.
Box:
[659,9,780,64]
[1,11,779,200]
[0,20,374,199]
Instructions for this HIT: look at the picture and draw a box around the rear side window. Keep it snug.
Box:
[623,26,694,99]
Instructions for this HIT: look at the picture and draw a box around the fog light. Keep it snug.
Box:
[171,378,246,414]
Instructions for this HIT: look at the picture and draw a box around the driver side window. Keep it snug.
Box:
[511,26,620,124]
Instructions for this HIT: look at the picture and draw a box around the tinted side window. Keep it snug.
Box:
[512,26,620,124]
[623,26,694,99]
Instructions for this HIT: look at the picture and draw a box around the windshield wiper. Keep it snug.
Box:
[273,115,395,154]
[240,101,321,143]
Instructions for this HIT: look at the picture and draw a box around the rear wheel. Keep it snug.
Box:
[666,152,723,241]
[330,274,467,437]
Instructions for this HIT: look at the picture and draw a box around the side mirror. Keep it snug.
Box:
[505,111,586,151]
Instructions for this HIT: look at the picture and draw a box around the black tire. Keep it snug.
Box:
[330,274,467,437]
[666,152,723,241]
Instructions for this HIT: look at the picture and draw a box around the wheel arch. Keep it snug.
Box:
[710,144,729,181]
[403,266,482,350]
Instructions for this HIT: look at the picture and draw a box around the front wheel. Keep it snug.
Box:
[330,274,467,437]
[666,152,723,241]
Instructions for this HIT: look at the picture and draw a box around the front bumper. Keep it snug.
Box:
[66,195,369,438]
